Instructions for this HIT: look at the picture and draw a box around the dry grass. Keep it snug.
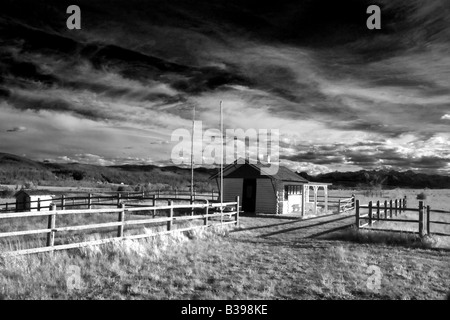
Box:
[0,225,232,299]
[0,203,217,253]
[321,226,437,249]
[346,188,450,211]
[0,216,449,300]
[0,188,449,300]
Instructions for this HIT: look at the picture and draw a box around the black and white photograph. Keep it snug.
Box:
[0,0,449,303]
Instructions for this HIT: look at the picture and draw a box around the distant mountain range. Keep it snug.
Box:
[298,170,450,189]
[0,153,449,189]
[0,153,216,190]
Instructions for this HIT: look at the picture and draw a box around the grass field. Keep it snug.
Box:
[344,188,450,211]
[0,188,449,300]
[0,215,449,299]
[349,189,450,248]
[0,203,221,253]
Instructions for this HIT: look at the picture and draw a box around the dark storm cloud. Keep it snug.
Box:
[7,94,106,121]
[285,143,450,172]
[327,119,406,138]
[6,126,27,132]
[285,151,346,165]
[0,55,57,84]
[0,0,449,174]
[403,157,449,169]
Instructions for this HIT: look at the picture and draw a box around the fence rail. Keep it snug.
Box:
[306,195,355,214]
[0,196,239,257]
[1,189,219,213]
[355,198,450,237]
[337,195,355,214]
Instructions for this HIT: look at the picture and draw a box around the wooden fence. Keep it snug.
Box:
[337,196,355,214]
[309,195,355,213]
[0,197,239,257]
[355,198,450,237]
[0,189,219,213]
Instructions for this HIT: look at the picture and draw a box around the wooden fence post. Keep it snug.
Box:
[389,200,393,219]
[338,199,341,214]
[88,193,92,209]
[37,198,41,212]
[384,200,388,219]
[46,203,56,247]
[167,200,173,231]
[426,205,431,235]
[418,201,425,237]
[5,203,8,212]
[204,200,209,226]
[61,195,65,210]
[368,201,373,226]
[235,196,240,226]
[395,199,398,216]
[351,194,355,209]
[376,201,380,221]
[152,195,156,218]
[403,196,407,213]
[116,193,121,207]
[117,203,125,238]
[355,200,360,229]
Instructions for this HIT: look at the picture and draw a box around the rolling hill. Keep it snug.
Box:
[298,170,450,189]
[0,153,216,190]
[0,153,449,190]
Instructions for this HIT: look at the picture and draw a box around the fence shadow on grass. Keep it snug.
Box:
[238,212,300,220]
[232,237,334,250]
[307,224,354,239]
[258,215,353,238]
[231,219,303,233]
[233,212,354,236]
[318,225,450,251]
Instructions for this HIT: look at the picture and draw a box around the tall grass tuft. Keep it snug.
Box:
[324,226,437,249]
[0,223,235,299]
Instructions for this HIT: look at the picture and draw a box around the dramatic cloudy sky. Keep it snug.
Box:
[0,0,449,174]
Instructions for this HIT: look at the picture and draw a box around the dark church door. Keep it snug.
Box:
[242,179,257,213]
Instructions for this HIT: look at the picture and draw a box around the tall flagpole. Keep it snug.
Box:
[191,105,195,213]
[220,101,223,213]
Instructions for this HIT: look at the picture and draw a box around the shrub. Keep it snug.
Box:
[117,185,133,192]
[0,188,15,198]
[23,181,35,189]
[72,171,85,181]
[416,192,427,200]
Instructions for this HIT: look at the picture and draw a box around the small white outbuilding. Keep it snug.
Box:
[210,158,331,215]
[14,190,55,212]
